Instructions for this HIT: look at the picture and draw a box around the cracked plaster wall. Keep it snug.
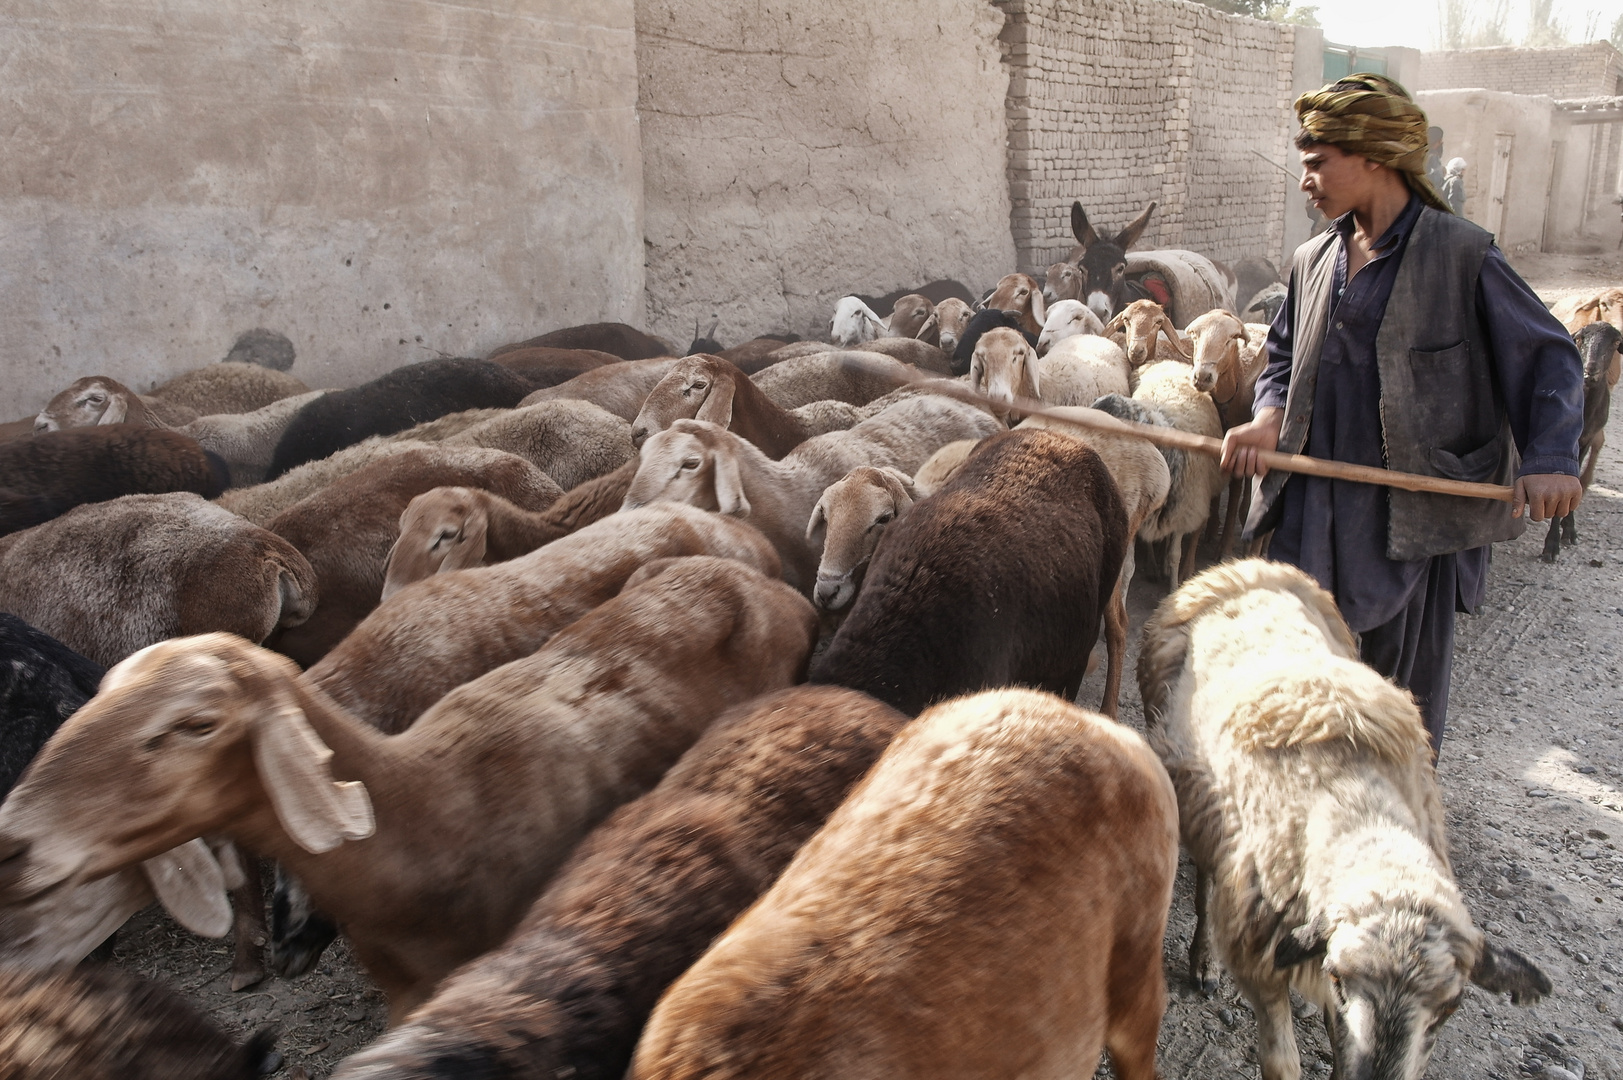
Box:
[2,0,643,414]
[636,0,1017,345]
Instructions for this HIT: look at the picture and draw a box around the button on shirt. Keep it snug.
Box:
[1253,196,1583,632]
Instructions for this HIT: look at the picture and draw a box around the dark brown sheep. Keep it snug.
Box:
[809,429,1128,716]
[519,358,680,421]
[0,425,229,536]
[265,446,563,666]
[0,966,276,1079]
[715,335,798,373]
[492,322,673,362]
[330,685,908,1079]
[490,346,624,389]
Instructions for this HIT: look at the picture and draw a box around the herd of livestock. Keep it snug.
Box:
[0,203,1618,1079]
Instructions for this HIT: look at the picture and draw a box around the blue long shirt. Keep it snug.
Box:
[1253,196,1584,632]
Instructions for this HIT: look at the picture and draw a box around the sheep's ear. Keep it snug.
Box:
[252,687,375,855]
[1023,344,1042,400]
[694,375,737,427]
[969,350,985,393]
[1103,311,1128,337]
[1471,939,1553,1004]
[141,839,233,938]
[1115,201,1157,250]
[438,509,489,574]
[877,466,918,501]
[806,499,827,542]
[1030,288,1047,329]
[1273,915,1330,969]
[915,309,939,343]
[1071,201,1099,249]
[710,447,751,519]
[1160,315,1192,360]
[98,395,128,425]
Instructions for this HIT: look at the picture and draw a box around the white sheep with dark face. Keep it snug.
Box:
[1138,560,1551,1080]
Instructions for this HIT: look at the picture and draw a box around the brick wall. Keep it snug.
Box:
[995,0,1296,273]
[1416,42,1623,98]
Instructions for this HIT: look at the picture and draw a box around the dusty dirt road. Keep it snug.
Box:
[109,256,1621,1079]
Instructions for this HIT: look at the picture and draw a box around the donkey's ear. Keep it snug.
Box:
[1115,201,1157,250]
[1071,201,1100,249]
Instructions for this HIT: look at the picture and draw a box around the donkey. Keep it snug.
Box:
[1043,201,1157,322]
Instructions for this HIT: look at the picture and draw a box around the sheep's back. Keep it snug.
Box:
[267,358,532,479]
[519,359,680,421]
[811,429,1128,715]
[447,399,635,490]
[152,362,311,415]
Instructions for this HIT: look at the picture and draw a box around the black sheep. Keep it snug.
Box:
[810,429,1128,716]
[491,322,672,362]
[0,613,103,797]
[0,426,228,538]
[265,357,532,479]
[0,965,276,1080]
[951,308,1037,376]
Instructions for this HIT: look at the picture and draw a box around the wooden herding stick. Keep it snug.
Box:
[851,358,1514,503]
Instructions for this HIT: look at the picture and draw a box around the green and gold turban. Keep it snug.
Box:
[1295,73,1451,213]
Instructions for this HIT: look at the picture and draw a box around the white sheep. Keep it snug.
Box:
[1138,560,1551,1080]
[178,390,332,487]
[1104,299,1191,370]
[1035,297,1107,354]
[0,556,818,1022]
[969,326,1129,421]
[623,395,1002,593]
[628,688,1178,1080]
[829,296,888,346]
[1130,360,1224,585]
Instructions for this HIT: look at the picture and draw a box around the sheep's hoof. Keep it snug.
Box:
[231,964,268,993]
[1189,955,1220,996]
[1541,549,1558,564]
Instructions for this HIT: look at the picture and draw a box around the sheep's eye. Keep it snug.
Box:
[875,511,894,526]
[174,716,217,737]
[690,381,707,393]
[680,457,701,471]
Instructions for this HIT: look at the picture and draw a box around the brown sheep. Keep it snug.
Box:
[519,358,680,421]
[630,355,861,459]
[628,687,1178,1080]
[1104,299,1190,369]
[265,446,563,666]
[984,272,1047,338]
[150,362,312,415]
[489,345,624,388]
[491,322,673,362]
[0,493,316,670]
[0,966,277,1079]
[306,503,780,733]
[0,425,229,537]
[35,376,198,432]
[0,556,816,1020]
[887,293,936,339]
[805,465,917,613]
[716,336,800,373]
[809,429,1127,717]
[331,685,910,1080]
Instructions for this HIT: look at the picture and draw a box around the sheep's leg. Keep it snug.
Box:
[270,866,340,978]
[1239,979,1303,1080]
[1217,476,1243,559]
[1542,516,1563,563]
[1562,511,1578,545]
[1189,866,1220,995]
[1179,528,1201,585]
[229,857,268,992]
[1100,574,1127,719]
[1580,437,1601,490]
[1203,493,1222,543]
[1104,946,1166,1080]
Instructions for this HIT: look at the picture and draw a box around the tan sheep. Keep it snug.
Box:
[1131,359,1224,586]
[178,390,332,487]
[912,437,982,495]
[932,297,975,356]
[750,350,918,410]
[968,326,1128,421]
[1184,309,1271,557]
[1104,299,1190,370]
[0,556,817,1022]
[628,687,1178,1080]
[1138,559,1551,1080]
[35,376,198,432]
[519,358,679,421]
[804,465,917,613]
[150,362,312,416]
[984,272,1047,337]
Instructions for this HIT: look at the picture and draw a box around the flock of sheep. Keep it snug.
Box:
[0,228,1610,1079]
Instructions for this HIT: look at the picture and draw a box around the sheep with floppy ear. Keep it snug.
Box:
[805,466,917,614]
[1138,559,1552,1080]
[35,376,198,432]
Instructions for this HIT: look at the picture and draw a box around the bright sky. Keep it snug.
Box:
[1314,0,1623,50]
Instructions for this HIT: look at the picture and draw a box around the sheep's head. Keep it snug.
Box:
[888,295,935,341]
[1105,300,1187,369]
[621,421,750,518]
[0,635,373,912]
[933,298,975,355]
[1575,321,1621,388]
[1185,310,1248,399]
[805,466,916,612]
[35,377,144,432]
[383,486,492,600]
[985,273,1047,338]
[969,327,1039,422]
[1037,299,1105,355]
[1275,904,1549,1080]
[1044,262,1086,305]
[630,355,735,447]
[829,297,886,347]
